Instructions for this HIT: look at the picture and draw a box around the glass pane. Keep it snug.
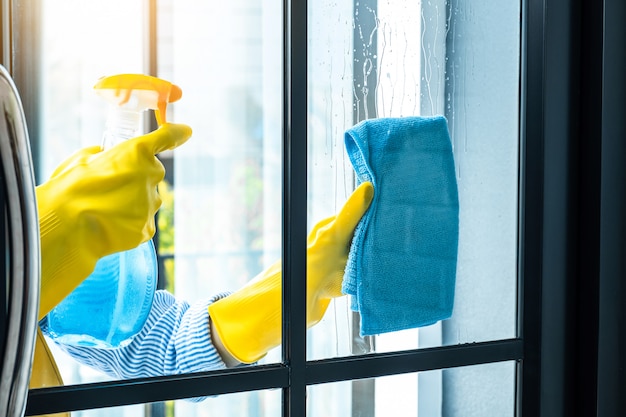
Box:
[307,0,521,361]
[174,389,281,417]
[307,361,517,417]
[166,0,283,367]
[32,390,281,417]
[36,0,284,387]
[39,0,144,179]
[34,0,520,398]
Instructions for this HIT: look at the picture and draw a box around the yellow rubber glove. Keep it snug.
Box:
[208,181,374,363]
[35,123,192,320]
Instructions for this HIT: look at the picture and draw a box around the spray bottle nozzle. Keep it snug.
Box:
[93,73,182,126]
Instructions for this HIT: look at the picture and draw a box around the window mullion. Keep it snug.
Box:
[282,0,308,416]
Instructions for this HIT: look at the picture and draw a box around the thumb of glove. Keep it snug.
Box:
[307,181,374,300]
[327,181,374,247]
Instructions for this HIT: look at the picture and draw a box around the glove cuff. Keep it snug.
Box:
[208,263,283,363]
[208,261,337,364]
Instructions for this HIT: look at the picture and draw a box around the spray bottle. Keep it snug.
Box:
[45,74,182,348]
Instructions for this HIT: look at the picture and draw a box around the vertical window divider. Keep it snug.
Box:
[282,0,308,416]
[517,0,545,413]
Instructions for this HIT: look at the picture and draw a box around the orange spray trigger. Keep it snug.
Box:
[93,74,183,126]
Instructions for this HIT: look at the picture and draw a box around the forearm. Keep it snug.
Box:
[41,290,235,378]
[209,317,241,368]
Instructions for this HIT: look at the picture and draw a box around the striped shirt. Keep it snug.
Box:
[40,290,232,379]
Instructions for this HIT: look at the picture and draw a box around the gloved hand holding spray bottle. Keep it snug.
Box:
[45,74,183,348]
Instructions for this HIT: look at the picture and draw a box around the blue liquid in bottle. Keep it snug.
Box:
[46,240,157,348]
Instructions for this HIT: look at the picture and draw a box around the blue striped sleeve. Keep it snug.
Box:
[41,290,232,379]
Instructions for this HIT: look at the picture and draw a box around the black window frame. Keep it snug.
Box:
[0,0,622,415]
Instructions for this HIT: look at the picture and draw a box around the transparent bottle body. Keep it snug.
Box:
[46,106,158,348]
[46,240,157,348]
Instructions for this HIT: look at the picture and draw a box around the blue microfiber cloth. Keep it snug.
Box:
[342,116,459,336]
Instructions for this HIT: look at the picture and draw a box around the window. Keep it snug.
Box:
[8,0,620,416]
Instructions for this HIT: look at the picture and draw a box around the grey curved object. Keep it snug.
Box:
[0,64,40,417]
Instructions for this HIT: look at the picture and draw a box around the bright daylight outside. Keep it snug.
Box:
[36,0,520,416]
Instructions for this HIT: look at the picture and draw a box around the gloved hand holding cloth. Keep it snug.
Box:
[208,181,374,364]
[36,123,192,319]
